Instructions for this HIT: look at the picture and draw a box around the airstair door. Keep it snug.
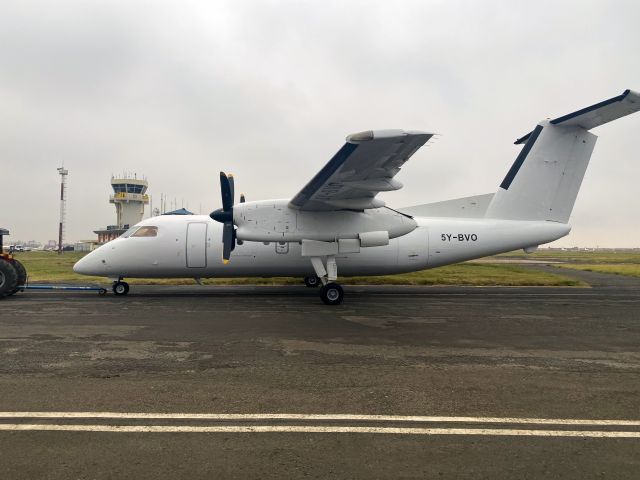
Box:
[186,222,207,268]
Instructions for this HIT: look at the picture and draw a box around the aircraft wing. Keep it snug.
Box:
[289,129,434,211]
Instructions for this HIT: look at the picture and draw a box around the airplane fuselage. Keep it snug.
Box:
[74,213,570,279]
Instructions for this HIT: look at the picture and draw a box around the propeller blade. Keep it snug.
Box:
[222,222,233,263]
[228,174,235,204]
[217,172,238,263]
[220,172,233,212]
[240,193,245,203]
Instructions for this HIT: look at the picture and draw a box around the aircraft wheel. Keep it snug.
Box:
[320,282,344,306]
[0,259,19,299]
[112,281,130,296]
[8,259,27,295]
[304,275,320,288]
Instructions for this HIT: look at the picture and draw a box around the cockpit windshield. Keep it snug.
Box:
[131,226,158,237]
[120,226,139,238]
[119,226,158,238]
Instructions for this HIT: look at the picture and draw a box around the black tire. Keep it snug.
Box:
[320,282,344,305]
[8,259,27,295]
[304,275,320,288]
[0,259,19,299]
[112,281,130,295]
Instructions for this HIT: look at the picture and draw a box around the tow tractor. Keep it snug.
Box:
[0,228,26,298]
[0,228,107,298]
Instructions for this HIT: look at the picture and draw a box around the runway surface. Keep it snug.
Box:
[1,268,639,478]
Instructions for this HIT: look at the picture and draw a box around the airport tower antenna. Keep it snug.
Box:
[57,166,69,255]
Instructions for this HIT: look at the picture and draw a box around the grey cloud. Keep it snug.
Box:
[1,0,639,247]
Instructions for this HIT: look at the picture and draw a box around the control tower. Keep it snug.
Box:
[94,174,150,244]
[110,175,149,228]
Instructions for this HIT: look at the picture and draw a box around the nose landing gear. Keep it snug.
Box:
[112,280,130,295]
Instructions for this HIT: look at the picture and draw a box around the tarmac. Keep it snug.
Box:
[0,267,639,479]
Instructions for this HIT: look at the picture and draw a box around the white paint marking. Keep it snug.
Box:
[0,412,639,426]
[0,424,638,437]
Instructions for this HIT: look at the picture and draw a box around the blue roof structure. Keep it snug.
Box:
[162,208,194,216]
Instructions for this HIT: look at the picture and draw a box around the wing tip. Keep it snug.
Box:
[346,130,374,143]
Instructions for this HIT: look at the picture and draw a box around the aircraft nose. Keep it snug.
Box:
[73,251,104,275]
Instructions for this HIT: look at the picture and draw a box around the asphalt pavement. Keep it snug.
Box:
[0,267,639,479]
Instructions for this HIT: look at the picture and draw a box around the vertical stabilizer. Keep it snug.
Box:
[486,89,639,222]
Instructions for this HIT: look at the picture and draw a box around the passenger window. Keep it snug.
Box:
[132,226,158,237]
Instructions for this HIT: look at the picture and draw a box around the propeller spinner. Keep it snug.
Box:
[210,172,237,264]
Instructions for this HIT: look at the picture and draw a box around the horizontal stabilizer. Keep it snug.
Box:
[515,89,640,144]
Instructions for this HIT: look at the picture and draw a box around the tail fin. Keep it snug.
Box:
[485,89,640,222]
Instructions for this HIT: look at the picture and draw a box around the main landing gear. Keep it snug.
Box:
[112,280,130,295]
[319,282,344,306]
[308,255,344,305]
[303,275,320,288]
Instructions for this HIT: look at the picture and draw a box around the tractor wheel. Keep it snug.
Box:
[8,258,27,295]
[0,259,19,299]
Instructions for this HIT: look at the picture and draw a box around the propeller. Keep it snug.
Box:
[210,172,237,264]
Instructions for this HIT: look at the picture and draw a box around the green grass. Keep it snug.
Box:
[341,264,583,286]
[11,251,583,287]
[497,250,640,264]
[12,252,101,283]
[555,263,640,278]
[497,249,640,278]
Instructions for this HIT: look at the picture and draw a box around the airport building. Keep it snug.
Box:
[94,175,149,244]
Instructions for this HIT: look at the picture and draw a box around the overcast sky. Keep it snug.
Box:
[1,0,639,247]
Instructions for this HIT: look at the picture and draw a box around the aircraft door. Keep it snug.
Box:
[186,222,207,268]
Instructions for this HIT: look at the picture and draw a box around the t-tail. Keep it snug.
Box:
[485,89,640,223]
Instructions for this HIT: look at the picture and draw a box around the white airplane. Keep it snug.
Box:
[74,89,639,304]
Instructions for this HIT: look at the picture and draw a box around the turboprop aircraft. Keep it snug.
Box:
[74,89,639,304]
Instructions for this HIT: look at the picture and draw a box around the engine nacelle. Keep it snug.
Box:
[234,199,416,243]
